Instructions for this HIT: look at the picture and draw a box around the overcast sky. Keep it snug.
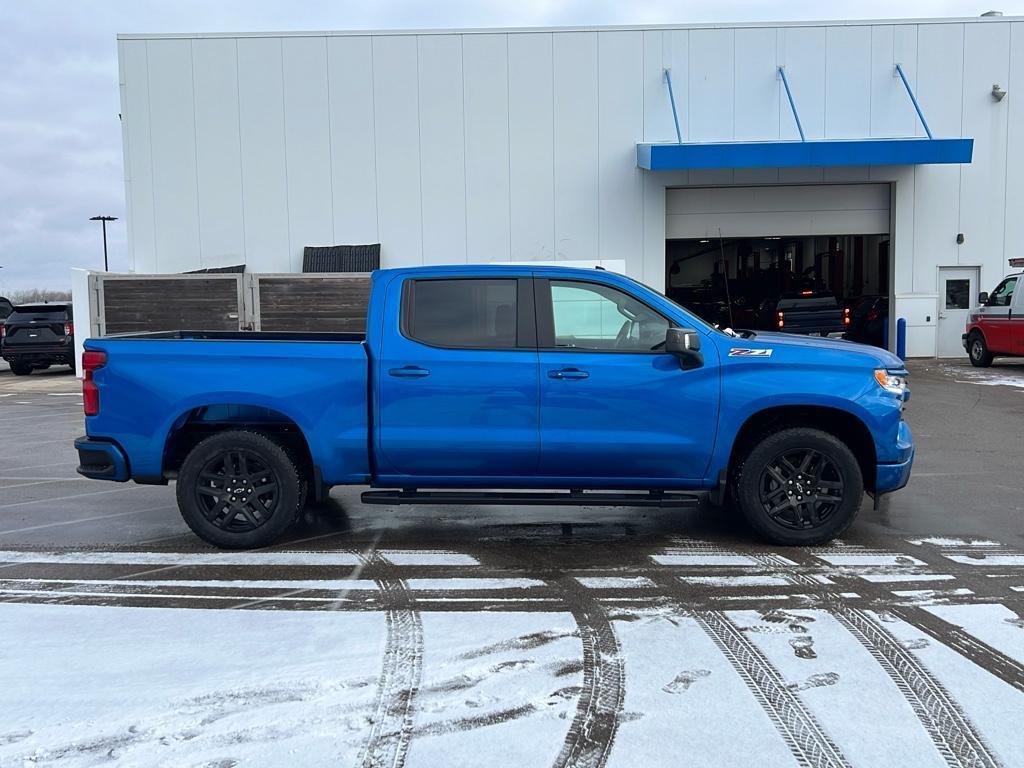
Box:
[0,1,1021,293]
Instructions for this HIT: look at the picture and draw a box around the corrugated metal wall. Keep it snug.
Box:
[119,19,1024,356]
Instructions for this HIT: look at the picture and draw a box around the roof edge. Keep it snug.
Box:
[116,15,1022,41]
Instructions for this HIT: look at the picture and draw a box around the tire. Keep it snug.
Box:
[732,427,864,546]
[967,332,994,368]
[176,430,304,549]
[9,362,32,376]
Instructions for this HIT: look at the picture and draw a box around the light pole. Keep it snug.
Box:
[89,215,117,271]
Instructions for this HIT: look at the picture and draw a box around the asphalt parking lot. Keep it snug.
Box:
[0,358,1023,767]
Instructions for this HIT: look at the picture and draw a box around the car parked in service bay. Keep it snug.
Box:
[963,268,1023,367]
[0,303,76,375]
[73,265,914,550]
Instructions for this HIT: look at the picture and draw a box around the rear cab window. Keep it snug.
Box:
[402,278,533,349]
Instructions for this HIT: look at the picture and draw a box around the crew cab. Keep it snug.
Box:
[963,268,1023,367]
[74,265,913,549]
[756,291,850,337]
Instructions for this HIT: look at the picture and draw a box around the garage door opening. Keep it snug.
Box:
[665,184,892,347]
[666,234,890,344]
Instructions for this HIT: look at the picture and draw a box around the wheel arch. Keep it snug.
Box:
[728,405,877,492]
[162,403,315,483]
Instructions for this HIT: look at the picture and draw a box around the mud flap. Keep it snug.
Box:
[708,470,728,508]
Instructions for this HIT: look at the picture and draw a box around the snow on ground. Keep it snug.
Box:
[0,603,384,767]
[935,362,1024,390]
[4,538,1024,767]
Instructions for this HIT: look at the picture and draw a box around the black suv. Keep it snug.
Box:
[1,303,75,375]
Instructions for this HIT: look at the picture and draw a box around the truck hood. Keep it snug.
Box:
[743,331,905,369]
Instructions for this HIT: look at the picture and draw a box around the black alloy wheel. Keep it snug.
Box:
[733,427,863,545]
[177,430,304,549]
[757,448,845,531]
[195,448,281,532]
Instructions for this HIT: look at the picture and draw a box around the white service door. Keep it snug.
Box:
[937,267,979,358]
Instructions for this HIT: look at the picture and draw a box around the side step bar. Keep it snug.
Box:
[360,489,701,507]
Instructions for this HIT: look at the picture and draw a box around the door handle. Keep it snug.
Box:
[548,367,589,380]
[388,365,430,378]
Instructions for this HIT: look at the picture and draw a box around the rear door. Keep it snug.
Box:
[376,275,540,479]
[2,306,69,348]
[535,277,719,482]
[1011,278,1024,353]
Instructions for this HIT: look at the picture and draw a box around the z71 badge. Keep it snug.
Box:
[728,348,772,357]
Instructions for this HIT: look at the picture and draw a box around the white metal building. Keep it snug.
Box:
[117,15,1024,357]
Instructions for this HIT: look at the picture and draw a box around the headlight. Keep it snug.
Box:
[874,369,908,396]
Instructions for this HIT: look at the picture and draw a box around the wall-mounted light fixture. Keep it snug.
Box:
[956,233,965,245]
[992,84,1007,102]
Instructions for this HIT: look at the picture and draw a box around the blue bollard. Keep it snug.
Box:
[896,318,907,360]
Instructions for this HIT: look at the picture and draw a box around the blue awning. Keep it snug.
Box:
[637,137,974,171]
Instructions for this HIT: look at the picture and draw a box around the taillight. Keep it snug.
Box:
[0,324,5,338]
[64,321,74,337]
[843,307,851,326]
[82,350,107,416]
[777,311,784,329]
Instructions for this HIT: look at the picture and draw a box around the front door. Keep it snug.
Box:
[535,277,720,483]
[975,275,1018,355]
[937,267,979,358]
[376,275,539,479]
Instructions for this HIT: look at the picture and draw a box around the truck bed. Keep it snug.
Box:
[83,332,371,485]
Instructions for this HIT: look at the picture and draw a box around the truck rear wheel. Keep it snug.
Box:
[967,332,994,368]
[9,362,32,376]
[176,430,303,549]
[732,428,863,546]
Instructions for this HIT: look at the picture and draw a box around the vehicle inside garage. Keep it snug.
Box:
[663,184,893,346]
[666,233,890,344]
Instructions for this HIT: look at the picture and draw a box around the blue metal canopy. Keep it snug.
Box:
[643,65,973,171]
[637,137,974,170]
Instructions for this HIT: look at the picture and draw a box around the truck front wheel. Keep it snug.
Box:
[967,332,994,368]
[176,430,303,549]
[733,428,863,546]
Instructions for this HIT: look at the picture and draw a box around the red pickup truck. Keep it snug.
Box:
[963,264,1023,367]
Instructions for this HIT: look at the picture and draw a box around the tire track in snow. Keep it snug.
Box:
[887,605,1024,696]
[357,552,423,768]
[755,554,1002,768]
[832,608,1001,768]
[693,610,851,768]
[551,589,624,768]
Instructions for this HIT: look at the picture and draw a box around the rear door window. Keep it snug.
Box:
[404,279,519,349]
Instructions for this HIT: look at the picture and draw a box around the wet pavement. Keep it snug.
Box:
[0,359,1023,767]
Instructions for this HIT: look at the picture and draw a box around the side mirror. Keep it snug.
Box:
[665,328,704,369]
[978,292,989,305]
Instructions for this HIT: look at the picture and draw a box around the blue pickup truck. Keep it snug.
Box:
[74,265,913,549]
